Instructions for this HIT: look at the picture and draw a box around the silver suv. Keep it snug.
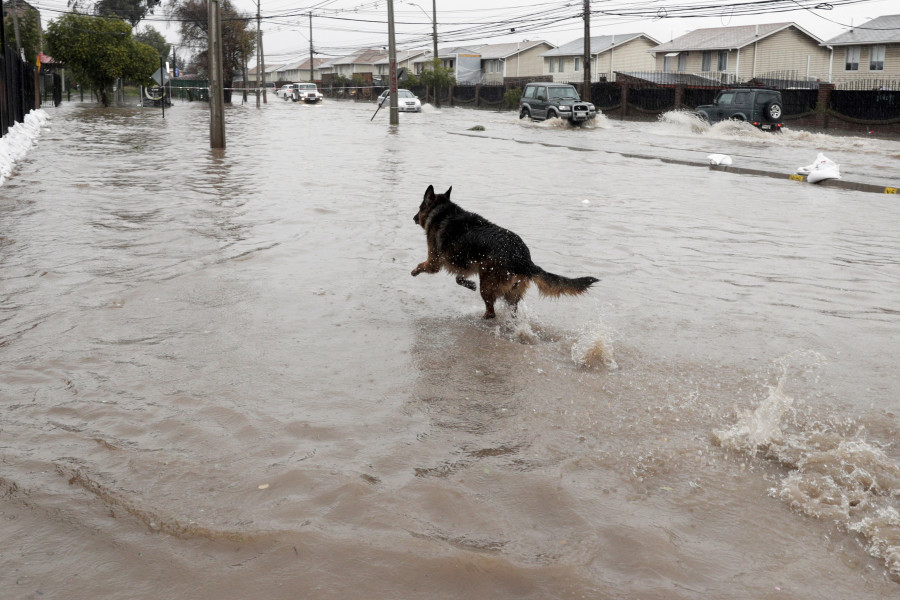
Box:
[519,83,596,124]
[696,88,784,131]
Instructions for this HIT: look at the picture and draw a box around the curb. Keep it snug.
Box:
[708,164,899,195]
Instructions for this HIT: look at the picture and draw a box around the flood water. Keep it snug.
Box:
[2,98,900,599]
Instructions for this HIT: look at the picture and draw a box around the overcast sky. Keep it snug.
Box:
[33,0,899,64]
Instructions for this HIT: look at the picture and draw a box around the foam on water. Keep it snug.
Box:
[714,352,900,580]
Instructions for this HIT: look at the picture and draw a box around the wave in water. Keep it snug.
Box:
[713,352,900,580]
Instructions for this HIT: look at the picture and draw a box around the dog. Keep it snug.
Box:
[412,185,599,319]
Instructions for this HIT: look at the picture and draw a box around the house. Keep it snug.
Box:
[476,40,555,84]
[650,22,830,84]
[823,14,900,84]
[412,46,484,84]
[373,49,431,85]
[247,63,284,86]
[327,49,389,80]
[275,57,329,83]
[540,34,660,82]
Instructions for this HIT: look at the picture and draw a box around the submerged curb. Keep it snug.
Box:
[452,131,899,196]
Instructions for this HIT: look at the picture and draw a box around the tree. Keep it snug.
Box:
[134,25,170,60]
[4,5,42,63]
[45,13,159,106]
[418,58,455,108]
[173,0,255,103]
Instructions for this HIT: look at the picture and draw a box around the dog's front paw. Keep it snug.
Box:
[411,264,424,276]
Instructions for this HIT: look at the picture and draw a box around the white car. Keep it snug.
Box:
[291,83,324,103]
[276,84,294,99]
[377,89,421,112]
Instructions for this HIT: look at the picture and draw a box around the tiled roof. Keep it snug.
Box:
[825,14,900,45]
[542,34,656,57]
[651,22,821,52]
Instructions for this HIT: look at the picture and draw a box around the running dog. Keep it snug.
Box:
[411,185,599,319]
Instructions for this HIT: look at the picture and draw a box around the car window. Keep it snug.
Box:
[549,87,578,100]
[536,86,547,100]
[734,91,750,105]
[399,90,414,98]
[717,91,735,106]
[523,86,536,99]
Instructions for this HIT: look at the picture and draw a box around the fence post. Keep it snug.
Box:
[475,83,481,108]
[816,83,834,130]
[619,83,629,120]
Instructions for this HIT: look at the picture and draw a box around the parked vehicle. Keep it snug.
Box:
[377,89,422,112]
[291,83,324,103]
[695,88,784,131]
[519,83,596,124]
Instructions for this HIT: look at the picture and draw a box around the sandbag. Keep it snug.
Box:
[798,152,841,183]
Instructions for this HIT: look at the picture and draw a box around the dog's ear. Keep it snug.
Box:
[424,185,435,201]
[444,186,452,200]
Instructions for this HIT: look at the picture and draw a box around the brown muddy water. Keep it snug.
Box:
[2,99,899,599]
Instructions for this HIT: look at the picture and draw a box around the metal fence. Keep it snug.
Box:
[1,45,37,137]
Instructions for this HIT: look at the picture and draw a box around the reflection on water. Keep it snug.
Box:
[1,99,899,598]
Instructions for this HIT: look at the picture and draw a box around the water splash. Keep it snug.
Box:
[713,352,900,580]
[657,110,710,134]
[571,318,617,370]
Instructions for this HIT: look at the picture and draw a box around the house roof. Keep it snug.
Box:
[330,49,389,66]
[617,71,724,86]
[542,33,658,57]
[651,22,822,52]
[373,49,430,65]
[411,46,485,63]
[247,64,284,76]
[824,14,900,45]
[276,57,329,72]
[476,40,555,59]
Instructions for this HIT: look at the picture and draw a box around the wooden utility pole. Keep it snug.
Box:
[309,13,314,82]
[387,0,398,125]
[208,0,226,148]
[431,0,438,60]
[10,0,22,56]
[259,0,267,104]
[255,0,262,107]
[583,0,591,102]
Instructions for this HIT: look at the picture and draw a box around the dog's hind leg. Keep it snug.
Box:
[503,278,529,315]
[455,275,477,291]
[479,283,499,319]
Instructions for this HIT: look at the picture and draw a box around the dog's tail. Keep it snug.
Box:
[532,267,599,298]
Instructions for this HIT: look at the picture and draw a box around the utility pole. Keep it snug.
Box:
[208,0,226,148]
[256,0,267,104]
[309,13,314,82]
[431,0,438,61]
[387,0,398,125]
[583,0,591,102]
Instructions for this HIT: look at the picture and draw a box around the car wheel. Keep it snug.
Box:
[765,101,783,121]
[547,109,558,119]
[519,107,530,120]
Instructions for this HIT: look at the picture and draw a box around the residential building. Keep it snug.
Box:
[476,40,555,84]
[650,22,830,83]
[373,49,431,84]
[823,14,900,84]
[275,57,330,83]
[540,34,660,82]
[412,46,484,84]
[327,49,389,80]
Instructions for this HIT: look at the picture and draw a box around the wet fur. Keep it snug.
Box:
[412,185,599,319]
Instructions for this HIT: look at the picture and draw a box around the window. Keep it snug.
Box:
[663,53,679,72]
[717,90,735,106]
[870,45,885,71]
[523,85,536,99]
[559,58,566,72]
[734,91,750,105]
[701,51,712,71]
[717,50,728,71]
[549,58,555,73]
[845,46,860,71]
[677,53,687,72]
[574,57,581,72]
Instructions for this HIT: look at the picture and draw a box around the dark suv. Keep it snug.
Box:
[519,83,596,124]
[695,88,784,131]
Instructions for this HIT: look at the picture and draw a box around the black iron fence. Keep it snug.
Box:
[1,44,37,137]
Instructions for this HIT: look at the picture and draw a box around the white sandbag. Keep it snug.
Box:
[798,152,841,183]
[707,153,732,166]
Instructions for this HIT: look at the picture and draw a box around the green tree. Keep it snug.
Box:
[134,25,170,60]
[418,58,455,108]
[173,0,255,103]
[4,6,42,63]
[45,13,159,106]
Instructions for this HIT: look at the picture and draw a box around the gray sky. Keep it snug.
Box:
[32,0,899,63]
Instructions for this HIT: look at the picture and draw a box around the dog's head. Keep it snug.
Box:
[413,185,452,228]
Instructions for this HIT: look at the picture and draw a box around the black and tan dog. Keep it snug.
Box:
[412,185,599,319]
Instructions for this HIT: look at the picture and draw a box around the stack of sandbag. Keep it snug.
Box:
[707,153,733,166]
[797,153,841,183]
